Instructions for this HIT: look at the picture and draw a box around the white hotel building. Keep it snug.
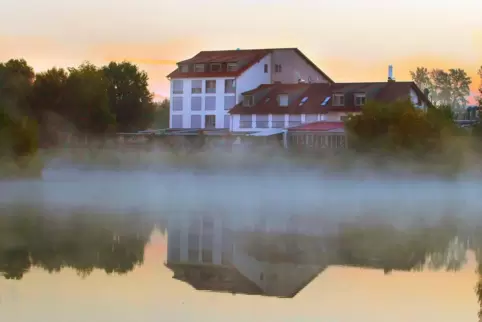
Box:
[167,48,333,131]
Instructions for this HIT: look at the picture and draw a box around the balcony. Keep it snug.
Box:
[288,121,301,127]
[240,121,252,129]
[255,121,269,128]
[271,121,285,128]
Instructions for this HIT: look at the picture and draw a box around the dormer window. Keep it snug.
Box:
[278,94,289,107]
[243,95,254,107]
[210,63,221,72]
[194,64,205,72]
[179,65,189,73]
[354,93,366,106]
[227,63,238,72]
[333,93,345,106]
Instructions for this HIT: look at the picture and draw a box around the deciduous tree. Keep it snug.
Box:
[102,61,155,132]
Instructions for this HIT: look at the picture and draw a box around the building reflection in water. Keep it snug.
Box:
[165,213,472,298]
[1,209,482,320]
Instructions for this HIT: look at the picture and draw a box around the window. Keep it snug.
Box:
[264,64,268,73]
[224,96,236,110]
[194,64,205,72]
[206,80,216,93]
[240,115,252,128]
[305,114,318,123]
[354,93,366,106]
[272,115,285,128]
[333,94,345,106]
[172,97,183,111]
[227,63,238,72]
[205,115,216,129]
[205,96,216,110]
[288,114,301,127]
[278,94,289,107]
[191,80,202,94]
[179,65,189,72]
[191,115,201,128]
[171,115,183,128]
[243,95,254,107]
[191,97,202,111]
[299,96,308,106]
[225,79,235,93]
[172,80,183,94]
[275,64,282,73]
[256,115,269,128]
[210,63,221,72]
[321,96,331,106]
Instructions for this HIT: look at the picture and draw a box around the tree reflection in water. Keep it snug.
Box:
[0,207,154,279]
[3,207,482,319]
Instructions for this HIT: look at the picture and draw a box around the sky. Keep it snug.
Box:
[0,230,479,322]
[1,0,482,102]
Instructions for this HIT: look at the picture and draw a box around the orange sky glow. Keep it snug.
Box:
[0,230,479,322]
[1,0,481,103]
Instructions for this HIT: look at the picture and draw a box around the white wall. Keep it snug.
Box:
[271,49,330,84]
[235,55,272,105]
[169,78,236,129]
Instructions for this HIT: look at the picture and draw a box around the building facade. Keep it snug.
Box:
[167,48,332,130]
[229,81,431,132]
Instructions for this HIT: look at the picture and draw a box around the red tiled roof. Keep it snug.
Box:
[166,48,334,82]
[288,121,344,132]
[229,81,429,115]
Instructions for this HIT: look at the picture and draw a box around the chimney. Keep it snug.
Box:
[388,65,394,82]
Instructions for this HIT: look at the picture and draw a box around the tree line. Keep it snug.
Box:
[409,67,474,108]
[0,58,171,162]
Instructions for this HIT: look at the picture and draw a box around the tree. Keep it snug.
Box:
[31,68,69,145]
[0,59,35,126]
[410,67,472,108]
[63,62,116,135]
[344,99,456,156]
[102,62,155,132]
[410,67,433,100]
[152,99,170,129]
[478,66,482,107]
[31,68,68,116]
[447,68,472,108]
[0,209,152,280]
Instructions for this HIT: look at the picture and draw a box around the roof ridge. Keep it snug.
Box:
[198,47,297,53]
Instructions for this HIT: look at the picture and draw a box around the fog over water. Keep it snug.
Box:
[1,163,481,229]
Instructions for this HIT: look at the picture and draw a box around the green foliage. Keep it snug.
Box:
[344,100,458,157]
[152,99,170,128]
[102,61,155,132]
[0,60,40,168]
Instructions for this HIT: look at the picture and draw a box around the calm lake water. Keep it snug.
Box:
[0,166,481,321]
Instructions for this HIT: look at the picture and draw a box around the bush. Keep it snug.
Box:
[0,105,41,174]
[344,100,460,159]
